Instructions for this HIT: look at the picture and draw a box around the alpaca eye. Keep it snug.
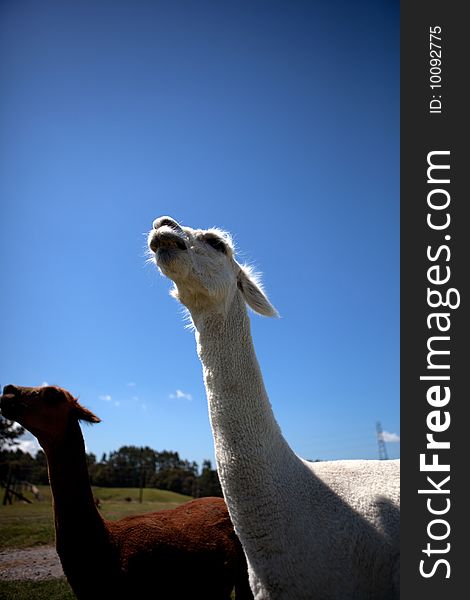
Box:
[204,236,227,253]
[43,387,63,405]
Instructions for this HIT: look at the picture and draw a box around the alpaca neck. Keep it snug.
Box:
[43,420,106,547]
[193,292,298,488]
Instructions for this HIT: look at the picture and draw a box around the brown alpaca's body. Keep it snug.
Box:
[0,385,252,600]
[58,496,247,599]
[108,498,246,597]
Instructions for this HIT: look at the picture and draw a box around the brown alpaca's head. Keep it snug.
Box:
[0,385,100,449]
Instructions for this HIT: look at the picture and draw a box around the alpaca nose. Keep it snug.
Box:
[1,384,18,397]
[152,216,182,233]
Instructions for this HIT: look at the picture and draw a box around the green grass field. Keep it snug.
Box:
[0,485,193,599]
[0,485,191,549]
[0,579,76,600]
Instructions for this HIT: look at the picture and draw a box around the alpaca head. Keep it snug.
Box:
[147,216,278,318]
[0,384,100,449]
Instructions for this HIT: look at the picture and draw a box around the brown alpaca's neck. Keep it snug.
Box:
[44,419,107,546]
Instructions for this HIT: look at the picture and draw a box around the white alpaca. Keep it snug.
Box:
[147,216,400,600]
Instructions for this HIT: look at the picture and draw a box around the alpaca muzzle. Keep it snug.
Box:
[0,393,21,421]
[149,230,187,253]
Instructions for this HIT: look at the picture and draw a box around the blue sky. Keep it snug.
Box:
[0,0,399,467]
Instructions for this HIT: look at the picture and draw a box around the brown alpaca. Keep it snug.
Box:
[0,385,252,600]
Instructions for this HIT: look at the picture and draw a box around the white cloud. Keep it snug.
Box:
[382,431,400,443]
[98,394,121,407]
[130,396,147,411]
[169,389,193,401]
[127,382,137,387]
[14,438,41,457]
[40,381,49,387]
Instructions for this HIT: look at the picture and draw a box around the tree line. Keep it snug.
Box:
[0,420,222,498]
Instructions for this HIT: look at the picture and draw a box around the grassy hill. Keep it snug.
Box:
[0,485,192,550]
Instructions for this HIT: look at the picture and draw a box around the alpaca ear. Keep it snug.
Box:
[74,402,101,424]
[237,267,278,317]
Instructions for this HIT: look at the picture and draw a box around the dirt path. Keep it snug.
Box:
[0,546,64,581]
